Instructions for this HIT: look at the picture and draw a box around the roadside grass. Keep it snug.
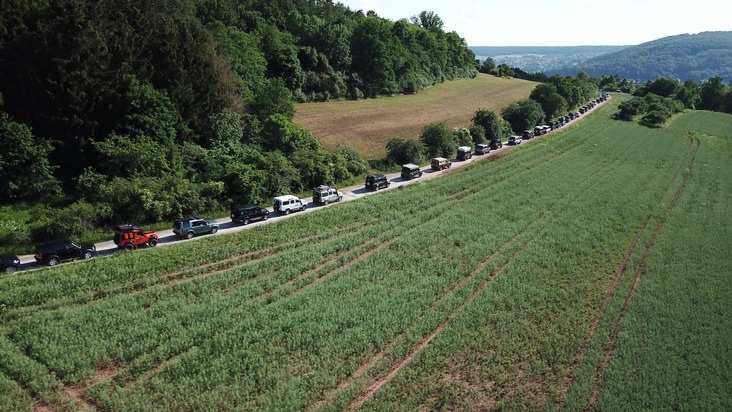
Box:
[0,100,730,411]
[294,74,537,160]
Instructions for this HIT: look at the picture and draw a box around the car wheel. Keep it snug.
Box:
[285,209,291,215]
[338,196,343,202]
[124,243,135,251]
[186,231,195,239]
[243,218,249,225]
[148,238,158,247]
[211,226,218,234]
[263,214,269,221]
[324,200,329,206]
[83,251,94,260]
[48,257,60,266]
[302,205,307,211]
[5,266,17,274]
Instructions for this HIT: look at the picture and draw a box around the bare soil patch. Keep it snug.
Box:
[294,74,537,159]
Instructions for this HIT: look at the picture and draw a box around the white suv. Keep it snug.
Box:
[273,195,307,215]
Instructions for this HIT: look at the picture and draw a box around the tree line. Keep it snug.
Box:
[0,0,477,244]
[615,76,732,126]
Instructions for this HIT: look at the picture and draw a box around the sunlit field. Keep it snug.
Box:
[1,98,730,411]
[294,74,537,160]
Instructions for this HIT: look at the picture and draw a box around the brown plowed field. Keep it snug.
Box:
[293,74,537,159]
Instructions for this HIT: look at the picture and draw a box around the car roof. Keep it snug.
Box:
[233,204,258,210]
[274,195,298,201]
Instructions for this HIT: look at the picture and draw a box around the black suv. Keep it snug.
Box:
[231,205,270,225]
[1,254,20,274]
[489,139,503,150]
[34,240,96,266]
[365,174,390,190]
[400,164,423,179]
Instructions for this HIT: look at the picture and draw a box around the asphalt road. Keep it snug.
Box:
[12,97,608,273]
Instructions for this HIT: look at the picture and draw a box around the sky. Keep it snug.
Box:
[336,0,732,46]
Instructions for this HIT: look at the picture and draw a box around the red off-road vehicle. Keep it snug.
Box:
[113,224,159,250]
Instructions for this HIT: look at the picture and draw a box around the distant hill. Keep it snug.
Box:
[546,31,732,82]
[469,46,628,73]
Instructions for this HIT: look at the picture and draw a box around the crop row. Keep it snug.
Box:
[2,102,730,410]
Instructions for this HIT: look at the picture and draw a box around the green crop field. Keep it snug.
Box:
[1,97,730,411]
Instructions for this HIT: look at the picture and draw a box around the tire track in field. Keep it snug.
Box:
[122,150,551,390]
[445,131,592,202]
[3,225,363,323]
[582,135,699,411]
[304,212,546,412]
[347,230,543,411]
[31,130,615,407]
[112,187,479,389]
[348,136,642,411]
[552,135,670,408]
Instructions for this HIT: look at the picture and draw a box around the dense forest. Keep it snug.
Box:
[0,0,477,241]
[547,31,732,82]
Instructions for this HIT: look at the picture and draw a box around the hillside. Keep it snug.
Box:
[547,31,732,82]
[0,0,477,243]
[294,74,537,159]
[1,100,730,410]
[470,45,628,73]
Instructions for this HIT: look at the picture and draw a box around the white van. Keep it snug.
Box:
[273,195,307,215]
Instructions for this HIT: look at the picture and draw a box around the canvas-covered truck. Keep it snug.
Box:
[401,163,423,179]
[456,146,473,160]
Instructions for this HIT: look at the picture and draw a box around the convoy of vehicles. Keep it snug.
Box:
[9,95,607,273]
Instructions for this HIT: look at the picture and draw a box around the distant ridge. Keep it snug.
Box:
[546,31,732,82]
[469,46,628,73]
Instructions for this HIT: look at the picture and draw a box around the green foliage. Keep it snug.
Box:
[261,114,320,154]
[1,107,730,410]
[548,31,732,83]
[468,124,487,145]
[529,83,568,122]
[452,127,473,148]
[698,77,730,111]
[0,113,59,202]
[616,93,684,127]
[420,122,456,158]
[0,0,487,240]
[386,138,428,165]
[249,78,295,121]
[501,99,545,133]
[478,57,497,75]
[471,109,503,142]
